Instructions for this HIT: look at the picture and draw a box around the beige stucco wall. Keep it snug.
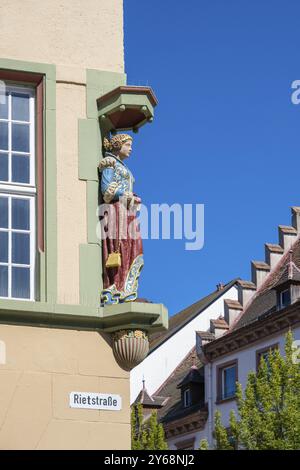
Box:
[0,0,124,73]
[0,0,131,450]
[56,83,87,304]
[0,324,130,449]
[0,0,125,304]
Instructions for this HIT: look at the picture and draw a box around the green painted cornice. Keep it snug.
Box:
[0,300,168,333]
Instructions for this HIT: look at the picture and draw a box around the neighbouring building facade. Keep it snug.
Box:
[131,279,240,403]
[134,206,300,449]
[0,0,167,450]
[198,222,300,448]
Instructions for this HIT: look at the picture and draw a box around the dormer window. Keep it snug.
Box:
[279,289,291,309]
[177,363,204,410]
[272,250,300,311]
[183,388,191,408]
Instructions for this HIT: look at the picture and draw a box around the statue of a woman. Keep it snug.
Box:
[98,134,144,305]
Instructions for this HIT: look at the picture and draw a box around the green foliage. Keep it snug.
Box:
[214,410,233,450]
[131,404,168,450]
[199,439,209,450]
[156,421,168,450]
[131,403,146,450]
[214,331,300,450]
[228,409,239,448]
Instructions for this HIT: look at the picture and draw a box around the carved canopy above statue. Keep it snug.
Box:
[97,85,158,133]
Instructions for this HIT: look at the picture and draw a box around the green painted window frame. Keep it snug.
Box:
[0,58,57,308]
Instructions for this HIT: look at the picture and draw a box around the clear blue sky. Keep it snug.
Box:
[124,0,300,316]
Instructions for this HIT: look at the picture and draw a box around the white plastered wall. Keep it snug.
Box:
[201,325,300,446]
[130,285,238,403]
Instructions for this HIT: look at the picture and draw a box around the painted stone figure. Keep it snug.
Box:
[98,134,143,305]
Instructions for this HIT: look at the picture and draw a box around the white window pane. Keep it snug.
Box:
[0,231,8,262]
[12,232,30,265]
[12,123,30,153]
[12,266,30,298]
[0,85,35,301]
[0,152,8,181]
[0,122,8,150]
[12,93,30,122]
[12,198,30,230]
[0,265,8,297]
[0,92,8,119]
[0,197,8,228]
[12,154,30,184]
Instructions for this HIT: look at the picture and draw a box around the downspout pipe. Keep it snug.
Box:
[207,361,213,449]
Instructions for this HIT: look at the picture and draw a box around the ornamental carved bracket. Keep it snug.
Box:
[97,85,158,134]
[101,300,168,371]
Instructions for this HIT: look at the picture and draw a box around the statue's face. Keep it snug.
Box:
[119,140,132,159]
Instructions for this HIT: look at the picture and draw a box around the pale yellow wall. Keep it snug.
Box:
[56,83,87,304]
[0,324,130,450]
[0,0,124,73]
[0,1,130,450]
[0,0,125,304]
[0,0,124,304]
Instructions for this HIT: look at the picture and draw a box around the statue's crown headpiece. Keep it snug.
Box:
[103,133,133,152]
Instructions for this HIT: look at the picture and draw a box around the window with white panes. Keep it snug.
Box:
[0,84,36,300]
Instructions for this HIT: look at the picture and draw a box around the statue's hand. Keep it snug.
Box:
[133,193,142,204]
[122,192,141,209]
[122,191,134,208]
[123,191,134,201]
[133,196,142,204]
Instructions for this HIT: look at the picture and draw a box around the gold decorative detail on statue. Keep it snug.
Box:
[105,229,122,268]
[103,181,121,203]
[106,251,122,268]
[98,156,116,171]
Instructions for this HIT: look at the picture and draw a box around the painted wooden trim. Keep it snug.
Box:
[0,69,43,84]
[0,58,55,81]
